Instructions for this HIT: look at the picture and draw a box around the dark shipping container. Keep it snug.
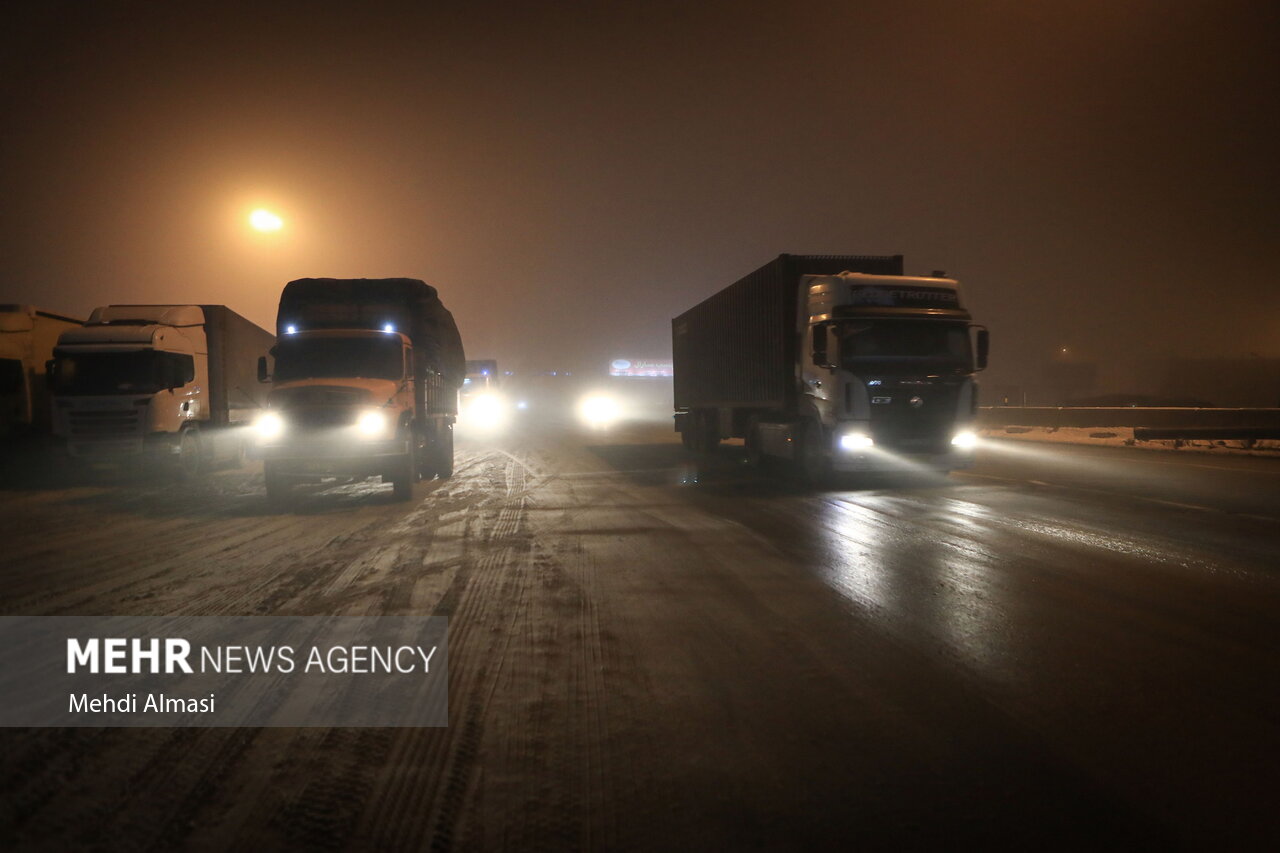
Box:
[672,254,903,413]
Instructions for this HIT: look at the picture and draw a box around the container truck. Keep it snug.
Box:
[672,254,988,482]
[48,305,273,472]
[0,305,83,440]
[253,277,465,503]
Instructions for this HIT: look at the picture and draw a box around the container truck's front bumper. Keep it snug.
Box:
[831,422,977,472]
[831,446,974,473]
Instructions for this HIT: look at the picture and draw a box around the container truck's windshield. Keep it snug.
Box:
[274,336,404,382]
[837,321,972,373]
[50,350,195,395]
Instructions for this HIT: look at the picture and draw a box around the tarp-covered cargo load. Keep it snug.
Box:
[279,278,465,388]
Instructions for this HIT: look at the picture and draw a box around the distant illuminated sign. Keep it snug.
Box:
[609,358,673,377]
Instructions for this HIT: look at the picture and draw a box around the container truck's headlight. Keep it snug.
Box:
[951,430,978,449]
[839,432,874,451]
[357,409,389,437]
[255,412,286,440]
[578,394,619,428]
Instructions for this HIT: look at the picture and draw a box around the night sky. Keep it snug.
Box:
[3,0,1277,392]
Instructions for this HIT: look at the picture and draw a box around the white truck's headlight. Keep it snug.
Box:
[255,412,285,440]
[357,409,388,437]
[951,431,977,449]
[840,432,874,451]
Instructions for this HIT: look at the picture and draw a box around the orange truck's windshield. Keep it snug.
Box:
[274,336,404,382]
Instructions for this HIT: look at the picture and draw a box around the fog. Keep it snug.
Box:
[3,0,1277,398]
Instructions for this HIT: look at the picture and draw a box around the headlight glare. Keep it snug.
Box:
[468,393,506,422]
[357,409,388,436]
[951,431,978,449]
[254,412,285,440]
[839,432,874,451]
[578,394,620,427]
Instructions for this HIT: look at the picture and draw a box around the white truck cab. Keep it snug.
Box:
[798,272,984,473]
[49,305,272,472]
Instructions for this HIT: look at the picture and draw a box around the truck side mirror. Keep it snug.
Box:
[45,359,58,390]
[975,327,989,371]
[811,325,830,368]
[257,356,270,383]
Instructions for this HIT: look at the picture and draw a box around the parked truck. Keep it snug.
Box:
[0,305,83,440]
[48,305,274,472]
[253,277,465,503]
[672,254,988,481]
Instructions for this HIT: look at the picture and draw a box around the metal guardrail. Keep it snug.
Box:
[978,407,1280,442]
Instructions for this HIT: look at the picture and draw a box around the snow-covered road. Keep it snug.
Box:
[3,425,1278,848]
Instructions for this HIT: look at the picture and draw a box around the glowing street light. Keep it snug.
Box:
[249,208,284,232]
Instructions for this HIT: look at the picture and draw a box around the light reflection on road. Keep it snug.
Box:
[813,490,1016,687]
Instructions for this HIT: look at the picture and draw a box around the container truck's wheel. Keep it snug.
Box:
[796,420,832,488]
[745,420,764,468]
[693,411,719,454]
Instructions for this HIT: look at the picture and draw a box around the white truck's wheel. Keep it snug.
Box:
[177,428,205,479]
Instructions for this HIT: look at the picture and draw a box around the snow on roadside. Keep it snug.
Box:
[978,425,1280,457]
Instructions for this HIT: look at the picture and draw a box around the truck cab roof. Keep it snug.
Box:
[806,272,969,322]
[87,305,207,327]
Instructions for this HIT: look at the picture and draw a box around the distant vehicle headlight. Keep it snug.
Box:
[951,430,978,449]
[839,431,874,451]
[459,393,509,434]
[357,409,388,437]
[254,411,285,440]
[578,394,620,428]
[468,393,506,423]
